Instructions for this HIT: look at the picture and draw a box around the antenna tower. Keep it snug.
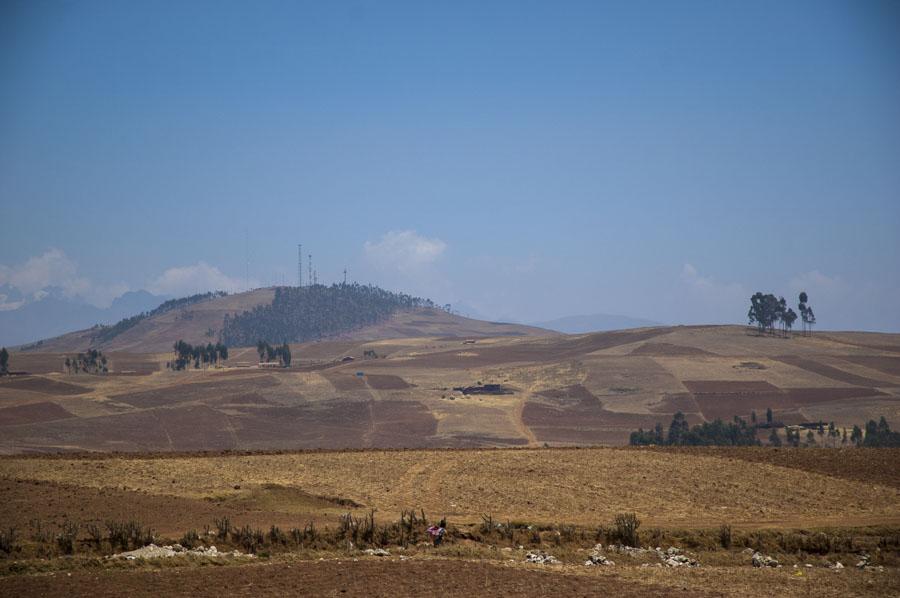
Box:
[297,244,302,287]
[343,268,347,285]
[308,254,313,287]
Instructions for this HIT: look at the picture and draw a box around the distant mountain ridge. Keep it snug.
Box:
[0,289,167,347]
[532,313,662,334]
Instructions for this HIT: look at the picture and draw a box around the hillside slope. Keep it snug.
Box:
[22,288,552,353]
[3,325,899,453]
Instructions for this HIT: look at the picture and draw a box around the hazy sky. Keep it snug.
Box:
[2,1,899,330]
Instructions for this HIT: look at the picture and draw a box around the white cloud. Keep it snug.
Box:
[0,249,128,308]
[363,230,446,272]
[359,230,449,298]
[148,262,249,297]
[676,263,748,324]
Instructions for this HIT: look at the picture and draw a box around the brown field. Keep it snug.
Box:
[1,447,899,597]
[2,325,900,453]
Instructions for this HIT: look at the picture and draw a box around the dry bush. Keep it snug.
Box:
[611,513,641,547]
[106,520,153,551]
[214,517,231,541]
[56,520,78,555]
[719,524,732,549]
[180,529,200,549]
[0,528,16,555]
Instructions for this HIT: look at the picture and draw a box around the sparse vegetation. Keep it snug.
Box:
[92,291,227,344]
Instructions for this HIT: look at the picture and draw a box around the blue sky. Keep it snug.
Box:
[1,1,899,330]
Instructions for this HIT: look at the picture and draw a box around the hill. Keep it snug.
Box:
[0,289,167,347]
[20,286,551,354]
[532,313,662,333]
[2,325,898,453]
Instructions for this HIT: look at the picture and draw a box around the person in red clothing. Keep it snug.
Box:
[427,518,447,546]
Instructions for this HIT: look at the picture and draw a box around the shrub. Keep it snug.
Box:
[232,526,265,553]
[180,529,200,549]
[480,514,495,535]
[106,520,153,551]
[0,528,16,555]
[611,513,641,547]
[719,524,732,549]
[268,525,287,545]
[86,523,103,548]
[28,519,52,544]
[214,517,231,541]
[56,520,79,555]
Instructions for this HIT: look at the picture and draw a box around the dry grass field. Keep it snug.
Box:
[1,447,898,596]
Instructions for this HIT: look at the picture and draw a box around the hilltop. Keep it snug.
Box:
[19,286,551,354]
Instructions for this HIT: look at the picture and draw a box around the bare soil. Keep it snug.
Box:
[0,558,716,598]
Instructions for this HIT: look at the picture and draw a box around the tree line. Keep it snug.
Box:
[256,340,291,366]
[630,411,899,448]
[748,291,815,337]
[222,283,433,347]
[168,340,229,371]
[0,347,8,375]
[629,412,759,446]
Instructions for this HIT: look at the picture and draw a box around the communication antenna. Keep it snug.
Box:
[244,228,250,292]
[308,254,312,287]
[297,244,302,287]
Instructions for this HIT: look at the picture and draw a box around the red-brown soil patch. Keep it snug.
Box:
[0,558,709,598]
[2,398,440,452]
[0,402,73,426]
[106,354,161,375]
[208,393,275,406]
[646,446,900,489]
[322,371,367,391]
[0,376,91,396]
[683,381,788,422]
[649,393,701,414]
[838,356,900,378]
[523,385,672,444]
[110,376,279,409]
[785,387,885,406]
[630,342,715,356]
[683,380,781,394]
[365,374,412,390]
[385,329,668,369]
[773,355,892,387]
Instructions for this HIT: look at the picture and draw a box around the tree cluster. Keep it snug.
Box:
[797,292,816,336]
[222,283,433,347]
[629,412,760,446]
[92,291,227,344]
[858,417,900,447]
[256,340,291,366]
[169,340,228,371]
[0,347,9,375]
[65,350,107,374]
